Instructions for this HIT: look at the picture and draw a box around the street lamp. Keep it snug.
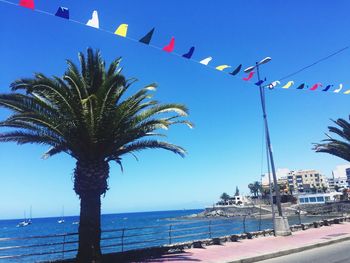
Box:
[245,57,291,236]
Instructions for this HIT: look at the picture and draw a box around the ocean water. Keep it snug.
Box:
[0,209,331,262]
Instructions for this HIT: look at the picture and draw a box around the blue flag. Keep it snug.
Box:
[55,7,69,19]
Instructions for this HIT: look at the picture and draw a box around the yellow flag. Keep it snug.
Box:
[115,24,128,37]
[216,65,230,71]
[282,81,294,89]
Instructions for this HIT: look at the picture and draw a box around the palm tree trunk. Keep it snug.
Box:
[74,160,109,263]
[77,192,102,262]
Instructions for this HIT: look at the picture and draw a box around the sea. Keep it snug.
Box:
[0,209,333,262]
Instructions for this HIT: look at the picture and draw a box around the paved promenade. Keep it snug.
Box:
[145,222,350,263]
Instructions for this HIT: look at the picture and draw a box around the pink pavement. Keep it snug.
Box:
[145,222,350,263]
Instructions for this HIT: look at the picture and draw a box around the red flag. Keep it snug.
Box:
[19,0,34,9]
[310,83,322,91]
[243,71,255,81]
[163,37,175,52]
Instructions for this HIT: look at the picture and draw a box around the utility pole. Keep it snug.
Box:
[244,57,291,236]
[255,62,283,216]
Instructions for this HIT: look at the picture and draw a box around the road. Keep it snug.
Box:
[258,239,350,263]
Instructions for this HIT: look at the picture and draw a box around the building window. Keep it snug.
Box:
[309,197,316,202]
[299,198,305,203]
[304,197,309,203]
[316,197,325,202]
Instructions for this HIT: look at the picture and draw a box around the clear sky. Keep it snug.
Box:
[0,0,350,219]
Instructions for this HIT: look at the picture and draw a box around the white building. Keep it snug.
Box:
[327,164,350,190]
[334,176,348,190]
[298,192,341,204]
[216,195,248,206]
[332,164,350,178]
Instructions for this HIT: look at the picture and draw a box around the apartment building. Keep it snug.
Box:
[287,169,328,193]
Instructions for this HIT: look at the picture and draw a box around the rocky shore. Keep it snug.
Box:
[183,201,350,219]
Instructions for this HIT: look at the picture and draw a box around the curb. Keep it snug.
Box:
[228,235,350,263]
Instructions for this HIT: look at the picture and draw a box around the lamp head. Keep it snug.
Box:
[243,66,255,73]
[257,57,272,65]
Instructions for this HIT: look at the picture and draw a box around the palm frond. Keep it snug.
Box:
[110,140,187,159]
[314,116,350,162]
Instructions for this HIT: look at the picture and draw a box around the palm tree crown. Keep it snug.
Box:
[0,48,192,175]
[314,116,350,162]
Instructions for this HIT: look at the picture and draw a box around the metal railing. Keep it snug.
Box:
[0,219,245,262]
[0,232,78,261]
[1,212,343,262]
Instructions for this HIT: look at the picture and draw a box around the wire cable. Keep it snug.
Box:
[278,46,350,82]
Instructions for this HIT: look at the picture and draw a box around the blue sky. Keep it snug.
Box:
[0,0,350,219]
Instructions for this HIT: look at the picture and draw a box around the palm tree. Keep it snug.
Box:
[248,181,261,197]
[314,117,350,161]
[0,48,192,262]
[220,192,230,202]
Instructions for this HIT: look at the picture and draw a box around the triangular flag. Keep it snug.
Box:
[216,65,230,71]
[310,83,322,91]
[344,89,350,94]
[230,64,242,76]
[139,28,155,44]
[268,80,280,89]
[86,10,99,29]
[163,37,175,52]
[19,0,34,9]
[255,78,266,86]
[55,7,69,19]
[199,57,212,65]
[182,47,195,59]
[243,71,255,81]
[322,85,333,92]
[282,81,294,89]
[115,24,128,37]
[334,84,343,93]
[297,83,305,89]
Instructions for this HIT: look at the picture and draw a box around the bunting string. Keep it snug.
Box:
[265,46,350,94]
[2,0,350,95]
[2,0,242,75]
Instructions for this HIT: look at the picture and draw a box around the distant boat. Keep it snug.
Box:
[17,220,30,227]
[72,221,79,225]
[57,206,65,224]
[17,208,32,227]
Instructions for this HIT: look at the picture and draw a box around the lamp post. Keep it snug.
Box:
[244,57,291,236]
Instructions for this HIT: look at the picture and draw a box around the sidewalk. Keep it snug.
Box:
[145,222,350,263]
